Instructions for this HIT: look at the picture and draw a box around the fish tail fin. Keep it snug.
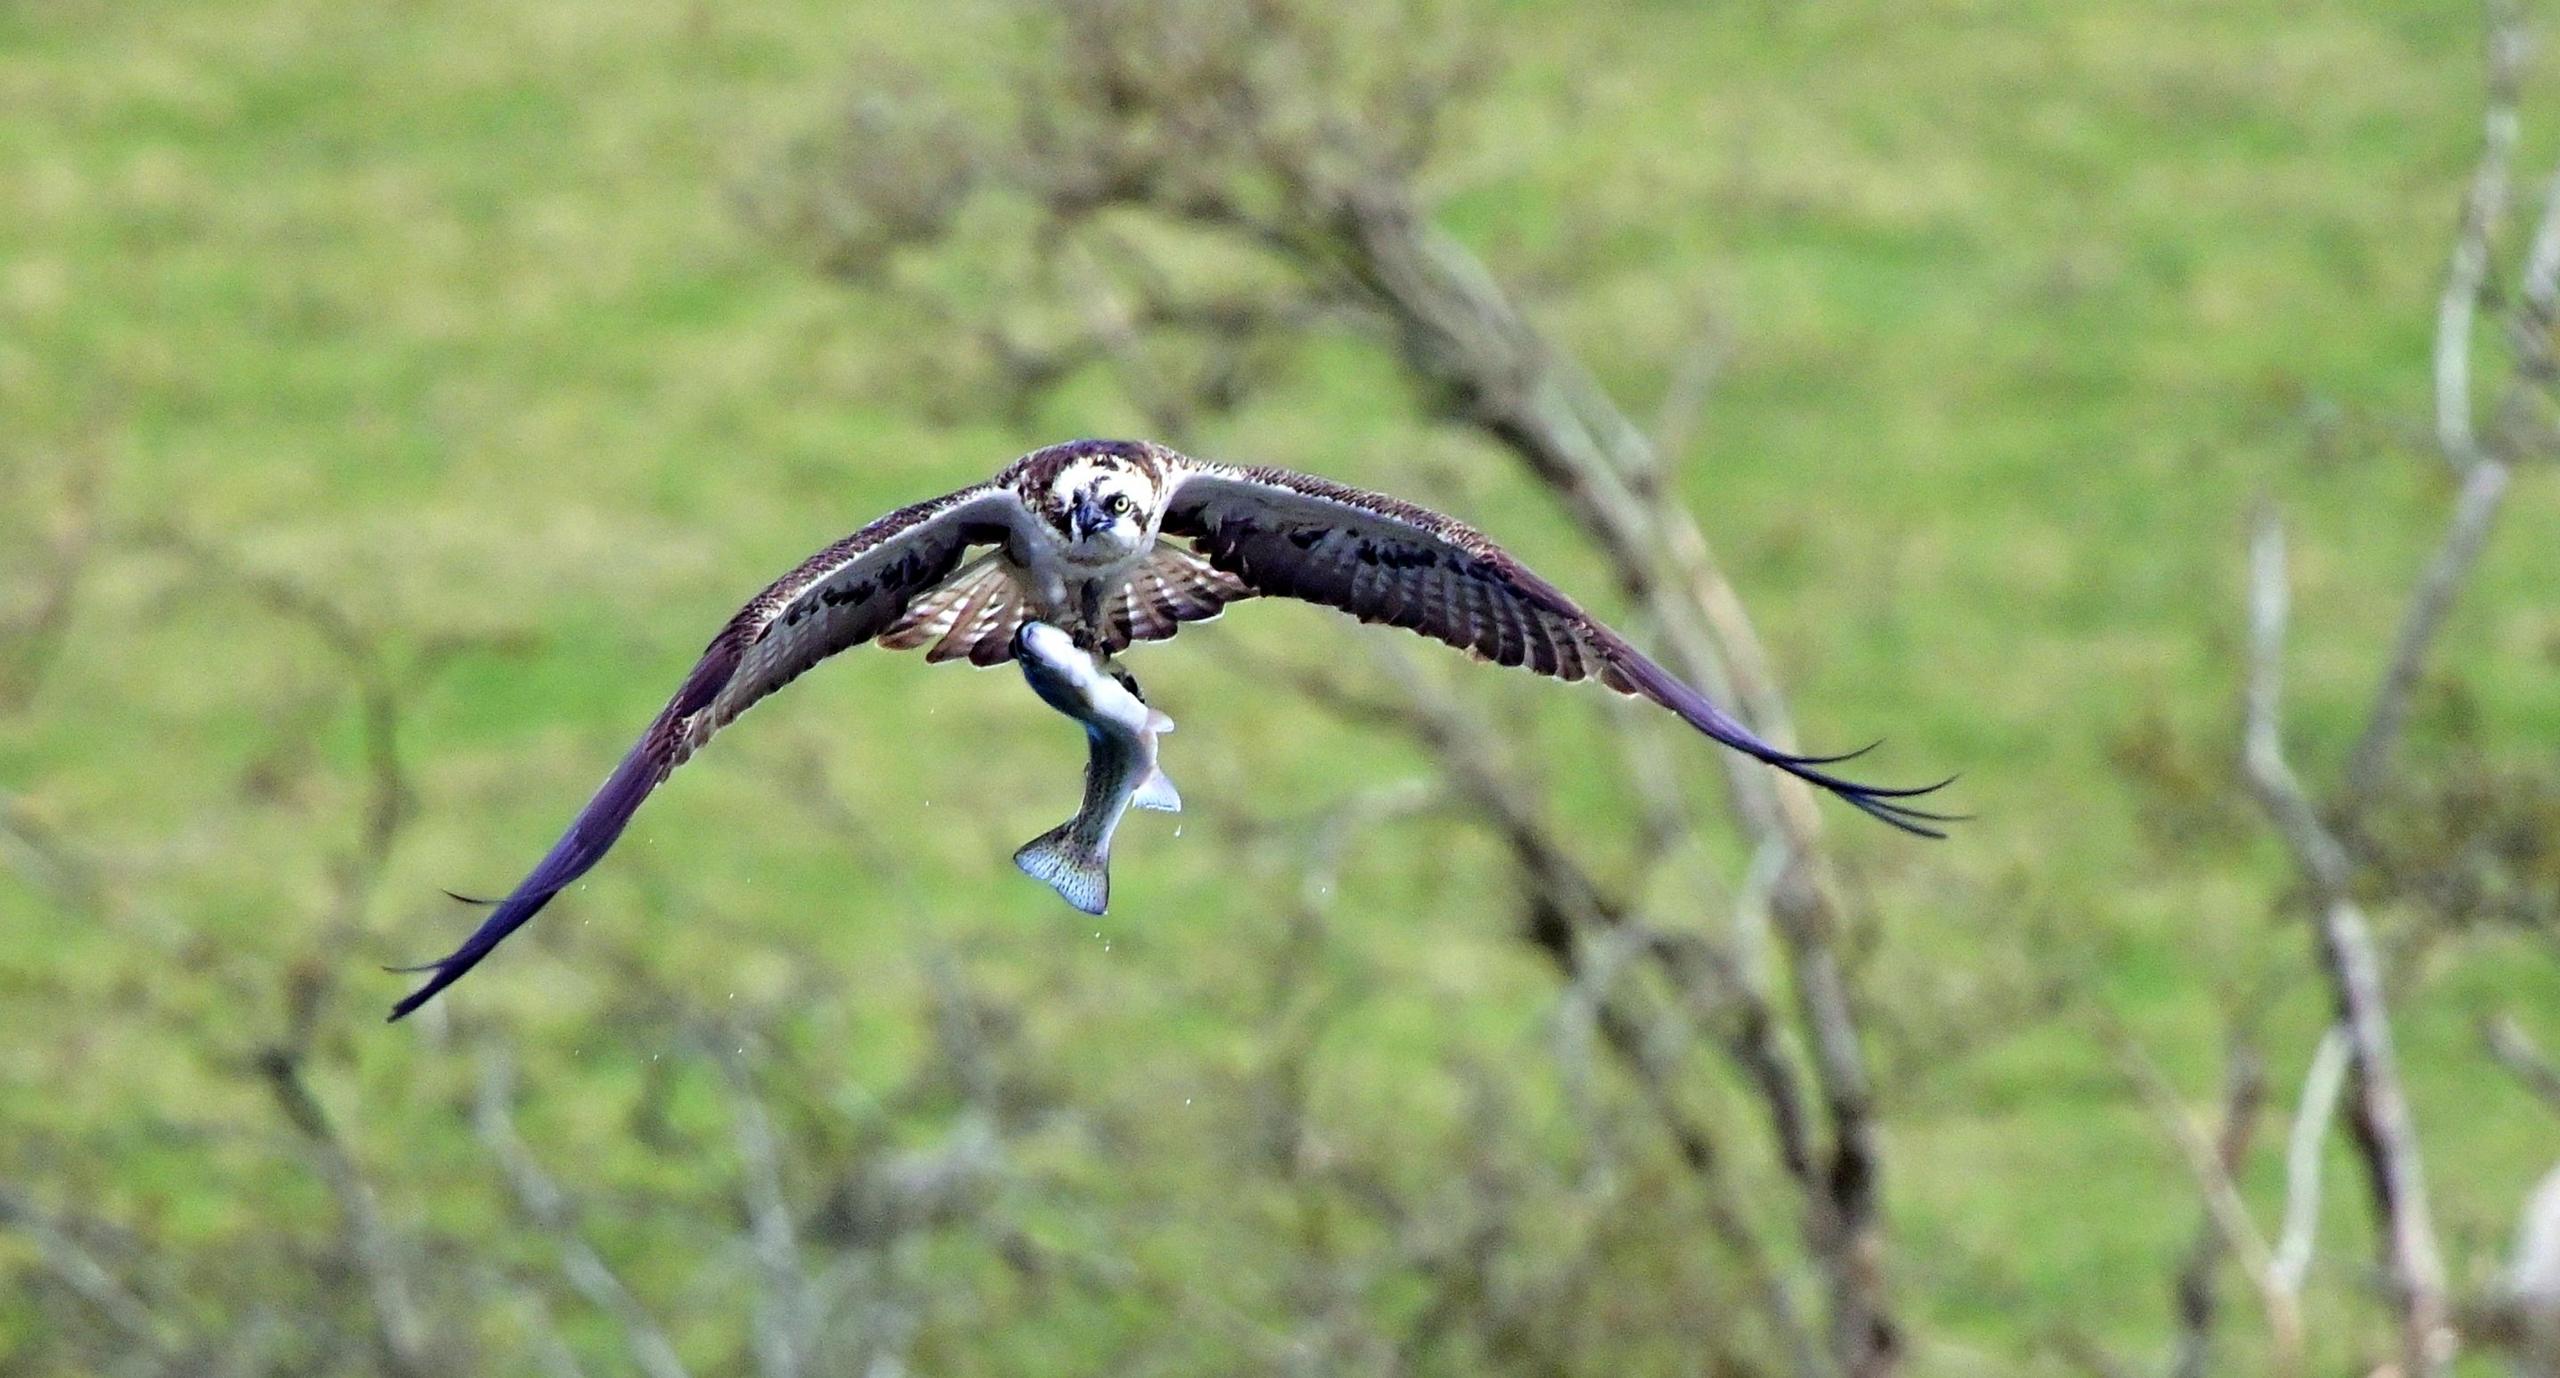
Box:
[1014,823,1110,915]
[1132,762,1182,813]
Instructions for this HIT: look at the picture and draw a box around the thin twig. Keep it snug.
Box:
[2435,0,2526,472]
[0,1184,189,1364]
[473,1049,694,1378]
[2161,1035,2286,1378]
[253,1049,432,1378]
[708,1038,812,1378]
[2485,1016,2560,1119]
[1648,314,1733,465]
[0,449,103,714]
[2343,456,2513,807]
[2103,1019,2298,1370]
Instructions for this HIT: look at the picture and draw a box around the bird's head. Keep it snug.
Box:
[1037,444,1165,562]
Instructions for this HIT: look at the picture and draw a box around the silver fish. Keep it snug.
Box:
[1010,620,1180,914]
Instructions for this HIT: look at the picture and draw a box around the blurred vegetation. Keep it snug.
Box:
[2,0,2556,1374]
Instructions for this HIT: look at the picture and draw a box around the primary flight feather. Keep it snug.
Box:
[388,439,1953,1020]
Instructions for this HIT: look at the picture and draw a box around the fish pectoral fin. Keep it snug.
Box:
[1132,765,1182,814]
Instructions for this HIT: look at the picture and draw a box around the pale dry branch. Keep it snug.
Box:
[2508,1166,2560,1377]
[2231,18,2548,1367]
[2271,1027,2351,1299]
[2436,0,2526,472]
[2352,1,2532,806]
[2500,152,2560,427]
[2241,513,2453,1378]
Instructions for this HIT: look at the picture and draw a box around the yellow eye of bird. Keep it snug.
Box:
[1106,493,1131,515]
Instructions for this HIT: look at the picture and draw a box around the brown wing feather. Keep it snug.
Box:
[1158,464,1953,836]
[885,538,1251,666]
[389,483,1028,1019]
[1100,542,1255,653]
[878,553,1035,666]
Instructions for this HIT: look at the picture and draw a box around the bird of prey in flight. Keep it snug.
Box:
[388,439,1952,1020]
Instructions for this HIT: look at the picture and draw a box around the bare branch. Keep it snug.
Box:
[2436,0,2526,472]
[1648,313,1733,465]
[2503,159,2560,420]
[252,1049,432,1378]
[0,447,103,714]
[1301,648,1834,1378]
[2157,1035,2291,1378]
[0,788,108,922]
[2343,456,2513,807]
[473,1049,694,1378]
[2271,1027,2351,1299]
[2486,1017,2560,1119]
[707,1039,813,1378]
[2508,1165,2560,1377]
[2103,1020,2298,1371]
[0,1183,189,1364]
[140,524,418,871]
[2240,512,2453,1378]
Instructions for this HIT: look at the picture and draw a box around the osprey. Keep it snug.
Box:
[389,439,1951,1019]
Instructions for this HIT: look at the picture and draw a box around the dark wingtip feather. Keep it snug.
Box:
[386,884,572,1019]
[386,736,671,1021]
[1610,653,1960,838]
[1764,738,1883,769]
[1758,758,1963,838]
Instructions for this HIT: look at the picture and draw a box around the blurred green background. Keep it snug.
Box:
[2,0,2555,1374]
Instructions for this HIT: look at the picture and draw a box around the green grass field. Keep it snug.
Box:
[3,0,2556,1373]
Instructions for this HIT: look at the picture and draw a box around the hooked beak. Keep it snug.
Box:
[1069,494,1110,541]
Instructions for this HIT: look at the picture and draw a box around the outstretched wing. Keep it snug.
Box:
[1157,464,1954,836]
[388,484,1032,1020]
